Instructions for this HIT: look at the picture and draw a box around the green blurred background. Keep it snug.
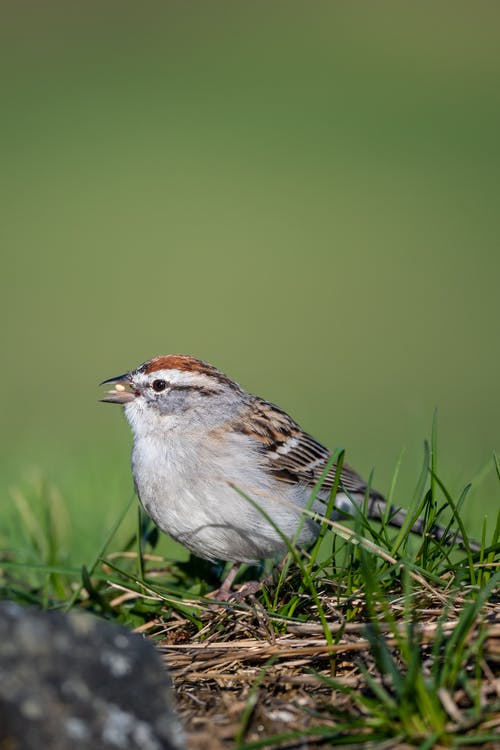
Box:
[1,2,499,563]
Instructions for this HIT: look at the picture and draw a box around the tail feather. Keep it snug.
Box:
[365,495,480,552]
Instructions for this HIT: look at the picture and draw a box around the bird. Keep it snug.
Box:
[101,354,473,593]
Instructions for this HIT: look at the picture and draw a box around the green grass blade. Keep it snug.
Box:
[64,490,136,611]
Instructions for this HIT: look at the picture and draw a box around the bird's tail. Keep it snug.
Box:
[333,491,480,552]
[364,494,480,552]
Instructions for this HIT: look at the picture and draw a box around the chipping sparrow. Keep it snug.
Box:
[101,355,471,567]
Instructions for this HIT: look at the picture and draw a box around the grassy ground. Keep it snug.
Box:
[1,431,499,749]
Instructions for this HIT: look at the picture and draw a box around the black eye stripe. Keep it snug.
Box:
[170,385,219,396]
[149,380,219,396]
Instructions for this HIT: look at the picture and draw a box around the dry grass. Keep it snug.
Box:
[146,584,500,749]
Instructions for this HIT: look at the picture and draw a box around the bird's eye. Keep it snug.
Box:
[152,379,167,392]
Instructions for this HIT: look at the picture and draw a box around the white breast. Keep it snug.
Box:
[129,423,318,563]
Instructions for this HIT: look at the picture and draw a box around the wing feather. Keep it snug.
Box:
[233,396,376,499]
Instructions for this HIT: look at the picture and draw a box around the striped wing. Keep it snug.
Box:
[236,396,375,499]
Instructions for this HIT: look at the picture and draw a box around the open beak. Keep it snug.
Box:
[100,372,138,404]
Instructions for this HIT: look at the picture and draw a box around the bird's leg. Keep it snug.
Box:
[208,561,272,602]
[208,557,290,603]
[207,562,243,601]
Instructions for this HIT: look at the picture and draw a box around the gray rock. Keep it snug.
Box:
[0,602,184,750]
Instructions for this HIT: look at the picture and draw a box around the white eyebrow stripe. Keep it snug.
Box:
[143,368,221,389]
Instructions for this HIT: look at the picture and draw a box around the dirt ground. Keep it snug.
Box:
[154,594,500,749]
